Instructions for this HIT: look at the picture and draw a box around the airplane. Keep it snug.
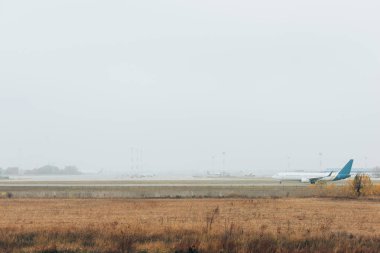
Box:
[272,159,353,184]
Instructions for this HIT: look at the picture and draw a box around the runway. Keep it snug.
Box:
[0,177,378,198]
[0,177,304,187]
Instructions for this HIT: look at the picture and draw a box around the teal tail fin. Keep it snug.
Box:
[337,159,353,176]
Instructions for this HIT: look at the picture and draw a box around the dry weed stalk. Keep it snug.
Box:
[0,198,379,252]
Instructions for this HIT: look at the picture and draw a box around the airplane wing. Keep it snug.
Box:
[308,172,333,184]
[308,177,324,184]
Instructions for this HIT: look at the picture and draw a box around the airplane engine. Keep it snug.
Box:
[301,178,310,183]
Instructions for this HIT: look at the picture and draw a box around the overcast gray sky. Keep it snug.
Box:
[0,0,379,174]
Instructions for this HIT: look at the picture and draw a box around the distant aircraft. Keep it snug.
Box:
[272,159,353,184]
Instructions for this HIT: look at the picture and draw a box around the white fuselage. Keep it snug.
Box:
[272,172,330,181]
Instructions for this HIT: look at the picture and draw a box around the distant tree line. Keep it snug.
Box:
[0,167,19,175]
[24,165,82,175]
[0,165,82,175]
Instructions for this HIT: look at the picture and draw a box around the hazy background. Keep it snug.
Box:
[0,0,379,175]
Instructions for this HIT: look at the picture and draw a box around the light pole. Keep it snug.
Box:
[211,155,215,172]
[222,152,226,172]
[130,147,133,171]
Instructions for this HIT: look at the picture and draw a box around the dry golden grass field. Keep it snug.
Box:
[1,198,380,252]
